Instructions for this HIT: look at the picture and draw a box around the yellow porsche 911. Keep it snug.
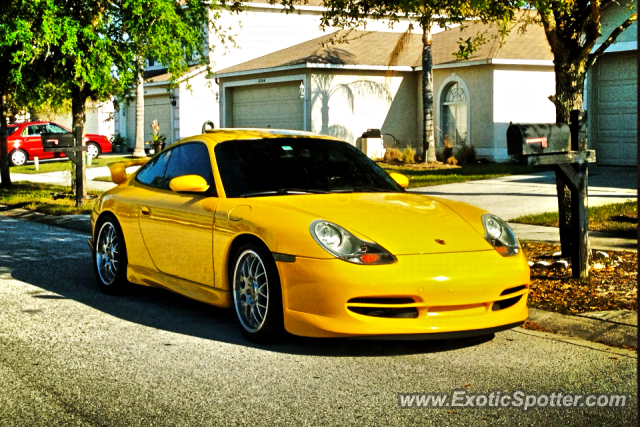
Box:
[90,129,529,342]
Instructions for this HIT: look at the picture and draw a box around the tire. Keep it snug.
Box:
[87,142,101,159]
[231,243,283,343]
[93,214,128,294]
[9,149,28,166]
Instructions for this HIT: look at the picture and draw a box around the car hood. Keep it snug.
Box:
[253,193,493,255]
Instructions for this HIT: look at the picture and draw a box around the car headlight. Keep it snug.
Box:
[481,213,520,256]
[310,219,396,265]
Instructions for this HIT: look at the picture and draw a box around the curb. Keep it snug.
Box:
[0,205,91,235]
[527,308,637,349]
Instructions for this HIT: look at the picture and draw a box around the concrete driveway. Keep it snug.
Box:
[411,166,637,251]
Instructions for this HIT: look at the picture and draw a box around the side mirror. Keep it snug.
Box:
[169,175,210,193]
[389,172,409,188]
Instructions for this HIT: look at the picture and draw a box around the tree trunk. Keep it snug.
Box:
[0,93,11,188]
[133,62,146,158]
[70,84,87,203]
[421,24,437,163]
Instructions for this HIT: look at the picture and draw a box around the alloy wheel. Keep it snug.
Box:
[233,250,269,333]
[96,221,120,285]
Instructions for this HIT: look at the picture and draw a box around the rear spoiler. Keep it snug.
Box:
[108,159,150,184]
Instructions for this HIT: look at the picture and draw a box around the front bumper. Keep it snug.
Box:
[278,250,530,338]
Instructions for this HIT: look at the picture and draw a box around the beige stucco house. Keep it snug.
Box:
[215,20,556,161]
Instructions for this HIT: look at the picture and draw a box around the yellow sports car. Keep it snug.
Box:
[90,129,529,342]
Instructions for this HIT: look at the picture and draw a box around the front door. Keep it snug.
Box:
[137,142,218,287]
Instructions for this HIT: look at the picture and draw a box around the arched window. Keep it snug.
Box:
[442,82,468,146]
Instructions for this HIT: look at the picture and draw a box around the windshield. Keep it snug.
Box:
[6,126,18,137]
[215,138,404,198]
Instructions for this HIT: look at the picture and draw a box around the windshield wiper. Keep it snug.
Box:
[240,188,331,197]
[330,186,391,193]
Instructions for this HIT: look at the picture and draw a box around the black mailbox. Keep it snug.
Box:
[507,123,570,157]
[42,132,75,149]
[362,128,381,138]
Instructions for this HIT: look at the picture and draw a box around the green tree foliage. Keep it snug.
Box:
[0,0,62,187]
[0,0,238,194]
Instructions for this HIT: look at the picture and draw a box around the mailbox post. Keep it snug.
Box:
[42,126,88,207]
[507,110,594,280]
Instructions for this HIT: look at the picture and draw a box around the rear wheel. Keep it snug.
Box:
[9,149,28,166]
[231,243,283,343]
[93,215,128,294]
[87,142,101,159]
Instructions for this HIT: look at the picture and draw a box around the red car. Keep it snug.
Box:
[4,121,112,166]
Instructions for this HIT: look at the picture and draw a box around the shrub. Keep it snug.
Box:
[383,148,404,163]
[402,147,416,164]
[446,156,458,166]
[111,133,129,146]
[442,139,454,163]
[442,141,476,166]
[456,144,476,166]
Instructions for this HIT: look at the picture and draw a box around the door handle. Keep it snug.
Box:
[140,206,151,216]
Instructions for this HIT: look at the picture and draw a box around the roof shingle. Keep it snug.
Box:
[215,17,552,76]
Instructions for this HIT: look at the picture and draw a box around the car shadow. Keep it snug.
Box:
[1,218,495,357]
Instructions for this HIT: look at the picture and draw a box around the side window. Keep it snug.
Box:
[164,142,216,196]
[48,124,69,133]
[24,126,38,136]
[136,150,173,189]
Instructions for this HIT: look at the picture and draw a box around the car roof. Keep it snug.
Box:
[179,128,343,146]
[7,121,58,128]
[10,121,51,126]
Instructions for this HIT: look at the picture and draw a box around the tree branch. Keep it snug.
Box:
[586,13,637,71]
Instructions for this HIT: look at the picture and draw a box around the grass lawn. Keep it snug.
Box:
[511,200,638,236]
[11,156,135,174]
[0,182,101,215]
[379,162,551,189]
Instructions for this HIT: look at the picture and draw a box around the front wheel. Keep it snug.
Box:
[9,149,28,166]
[87,142,101,159]
[93,215,128,294]
[231,243,283,343]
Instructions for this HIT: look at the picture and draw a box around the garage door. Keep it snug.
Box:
[124,95,172,147]
[232,83,304,130]
[145,96,172,143]
[593,51,637,166]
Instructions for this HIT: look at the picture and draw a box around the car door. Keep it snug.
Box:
[137,142,218,287]
[22,124,50,159]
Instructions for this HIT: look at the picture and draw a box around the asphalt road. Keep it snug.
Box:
[0,217,636,426]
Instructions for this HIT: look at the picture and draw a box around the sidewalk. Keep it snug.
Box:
[410,166,637,221]
[509,223,637,251]
[10,165,119,192]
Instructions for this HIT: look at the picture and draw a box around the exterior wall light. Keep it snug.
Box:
[299,82,305,99]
